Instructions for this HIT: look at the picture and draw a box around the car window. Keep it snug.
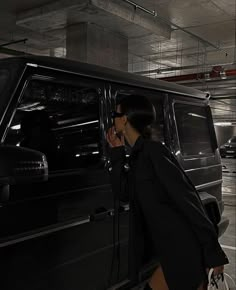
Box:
[4,79,101,171]
[0,69,9,96]
[174,102,214,157]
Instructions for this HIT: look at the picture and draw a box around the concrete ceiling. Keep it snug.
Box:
[0,0,235,123]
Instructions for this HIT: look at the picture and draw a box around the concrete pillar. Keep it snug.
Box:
[49,48,55,57]
[66,22,128,71]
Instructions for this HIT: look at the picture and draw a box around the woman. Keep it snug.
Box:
[106,94,228,290]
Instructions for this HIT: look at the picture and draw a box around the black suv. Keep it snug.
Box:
[0,56,229,290]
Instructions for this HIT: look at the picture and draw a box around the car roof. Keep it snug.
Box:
[0,55,207,99]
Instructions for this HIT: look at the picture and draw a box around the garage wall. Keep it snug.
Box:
[214,126,236,146]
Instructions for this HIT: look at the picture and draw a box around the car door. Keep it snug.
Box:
[0,69,115,290]
[105,84,165,288]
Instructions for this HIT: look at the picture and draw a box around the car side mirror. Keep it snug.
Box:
[0,145,48,202]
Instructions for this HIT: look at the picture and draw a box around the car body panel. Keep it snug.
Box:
[0,56,228,290]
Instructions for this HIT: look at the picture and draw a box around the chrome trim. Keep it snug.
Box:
[185,164,222,172]
[0,216,90,248]
[1,66,28,142]
[182,156,216,161]
[195,179,222,190]
[52,120,99,131]
[33,63,206,99]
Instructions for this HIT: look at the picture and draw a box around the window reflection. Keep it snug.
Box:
[175,103,213,157]
[5,80,101,171]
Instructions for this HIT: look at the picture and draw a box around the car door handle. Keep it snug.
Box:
[90,206,109,221]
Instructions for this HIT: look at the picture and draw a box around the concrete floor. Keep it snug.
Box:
[219,158,236,287]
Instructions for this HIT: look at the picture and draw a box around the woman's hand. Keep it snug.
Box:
[106,126,125,147]
[206,265,224,279]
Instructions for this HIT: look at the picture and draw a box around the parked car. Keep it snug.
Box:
[0,56,229,290]
[220,136,236,158]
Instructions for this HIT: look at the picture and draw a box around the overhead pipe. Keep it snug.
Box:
[123,0,156,16]
[122,0,225,51]
[0,46,31,56]
[159,69,236,82]
[134,63,235,75]
[135,62,236,75]
[0,38,28,48]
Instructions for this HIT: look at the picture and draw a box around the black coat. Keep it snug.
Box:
[109,136,228,290]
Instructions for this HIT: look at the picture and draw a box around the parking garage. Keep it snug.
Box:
[0,1,235,290]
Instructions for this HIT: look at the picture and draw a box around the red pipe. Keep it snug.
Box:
[160,69,236,82]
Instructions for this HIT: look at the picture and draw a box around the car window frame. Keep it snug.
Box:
[2,69,107,174]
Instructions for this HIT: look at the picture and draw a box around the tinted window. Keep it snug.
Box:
[4,79,101,171]
[174,103,213,157]
[0,69,9,96]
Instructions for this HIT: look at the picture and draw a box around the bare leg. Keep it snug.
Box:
[148,266,206,290]
[148,266,169,290]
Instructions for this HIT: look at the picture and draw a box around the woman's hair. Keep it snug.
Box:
[117,94,156,139]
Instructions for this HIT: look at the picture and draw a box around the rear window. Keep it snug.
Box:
[174,103,214,157]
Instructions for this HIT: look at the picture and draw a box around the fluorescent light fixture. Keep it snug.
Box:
[57,120,98,127]
[92,151,99,155]
[214,122,232,126]
[11,124,21,130]
[188,113,206,119]
[226,86,236,90]
[27,63,38,67]
[159,71,172,74]
[19,102,41,110]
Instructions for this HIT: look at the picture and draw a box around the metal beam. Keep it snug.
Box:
[135,62,236,75]
[0,38,28,48]
[17,0,171,39]
[211,95,236,99]
[122,0,225,51]
[0,47,31,56]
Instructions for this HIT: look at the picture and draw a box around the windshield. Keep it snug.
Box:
[229,136,236,143]
[0,69,10,97]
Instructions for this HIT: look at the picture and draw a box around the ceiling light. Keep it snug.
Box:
[11,124,21,130]
[188,113,206,119]
[226,86,236,90]
[214,122,232,126]
[157,70,171,74]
